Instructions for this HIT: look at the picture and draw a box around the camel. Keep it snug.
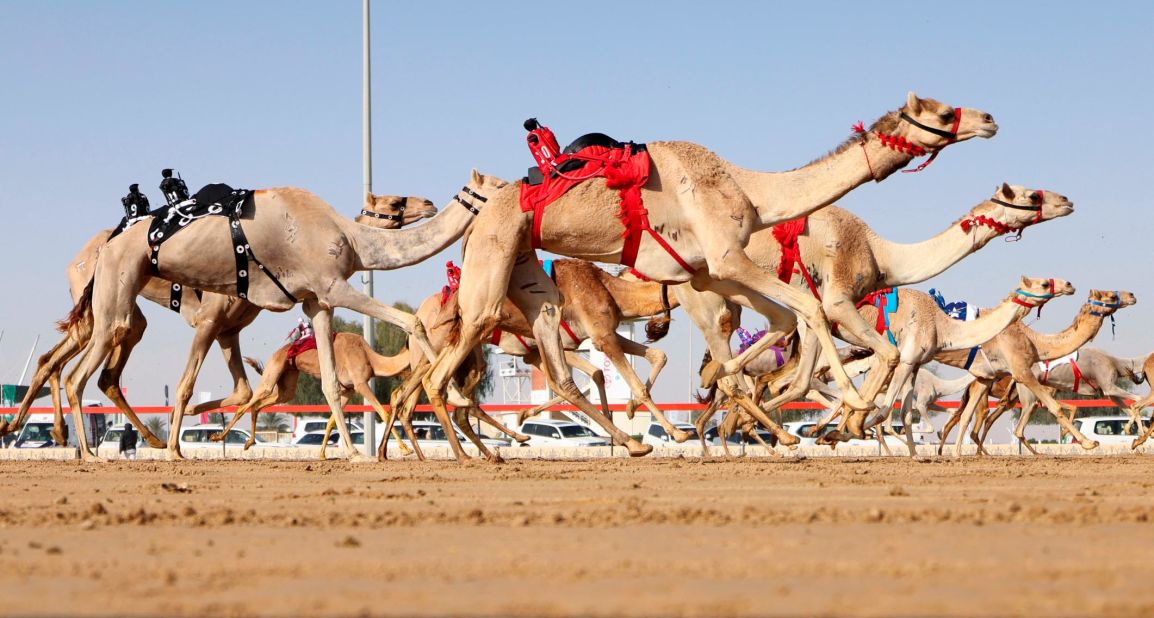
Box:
[61,171,504,461]
[934,289,1137,456]
[211,332,413,457]
[972,348,1149,449]
[387,259,679,462]
[417,93,997,460]
[0,194,432,450]
[742,277,1069,454]
[686,183,1074,432]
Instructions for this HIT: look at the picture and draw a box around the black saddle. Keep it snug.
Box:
[524,132,646,186]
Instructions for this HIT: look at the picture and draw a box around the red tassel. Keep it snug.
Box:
[852,121,865,134]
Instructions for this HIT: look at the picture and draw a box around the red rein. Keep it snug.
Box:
[959,215,1017,236]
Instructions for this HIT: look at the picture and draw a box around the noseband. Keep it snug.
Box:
[1013,280,1055,318]
[855,107,962,180]
[1090,292,1123,337]
[360,196,408,222]
[989,189,1045,241]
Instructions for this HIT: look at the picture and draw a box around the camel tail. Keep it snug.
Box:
[243,356,265,376]
[644,315,671,343]
[56,280,94,339]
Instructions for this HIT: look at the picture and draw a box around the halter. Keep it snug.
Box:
[1013,281,1055,318]
[853,107,961,181]
[359,196,407,222]
[961,190,1045,242]
[1089,291,1122,338]
[453,186,487,215]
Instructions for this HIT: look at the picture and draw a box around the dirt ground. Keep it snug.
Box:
[2,456,1154,617]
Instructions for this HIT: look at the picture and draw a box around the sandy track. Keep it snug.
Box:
[2,457,1153,617]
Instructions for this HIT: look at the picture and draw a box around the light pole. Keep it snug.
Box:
[360,0,376,456]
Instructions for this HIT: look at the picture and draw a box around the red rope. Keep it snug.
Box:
[959,215,1017,236]
[773,216,821,299]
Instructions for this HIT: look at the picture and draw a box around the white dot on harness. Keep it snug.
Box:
[236,246,245,254]
[239,293,246,299]
[171,301,179,308]
[173,284,181,291]
[239,270,248,277]
[151,259,157,264]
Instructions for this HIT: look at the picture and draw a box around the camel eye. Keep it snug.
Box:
[1042,281,1050,288]
[940,110,955,122]
[1029,192,1042,204]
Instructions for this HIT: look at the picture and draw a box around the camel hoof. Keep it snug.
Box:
[671,429,692,444]
[512,433,530,443]
[626,441,653,457]
[166,449,185,461]
[81,453,107,463]
[208,432,225,442]
[488,452,506,464]
[1132,438,1146,450]
[1080,439,1100,451]
[350,454,376,464]
[776,432,800,447]
[144,437,166,449]
[243,441,255,451]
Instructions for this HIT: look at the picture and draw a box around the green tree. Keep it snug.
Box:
[256,412,291,432]
[142,416,167,441]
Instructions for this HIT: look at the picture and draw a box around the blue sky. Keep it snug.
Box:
[1,1,1152,405]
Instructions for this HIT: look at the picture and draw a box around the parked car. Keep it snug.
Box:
[292,430,374,447]
[13,420,58,448]
[14,409,105,449]
[292,418,362,441]
[177,424,287,449]
[642,422,700,447]
[409,421,511,449]
[1064,415,1148,446]
[517,419,609,447]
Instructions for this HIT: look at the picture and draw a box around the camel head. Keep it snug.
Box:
[357,193,437,229]
[1016,276,1075,308]
[1084,289,1137,317]
[896,91,998,149]
[986,183,1074,228]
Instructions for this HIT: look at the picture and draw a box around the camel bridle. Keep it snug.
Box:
[855,107,962,180]
[1012,280,1056,318]
[990,189,1045,241]
[1090,292,1123,337]
[453,186,487,215]
[360,196,408,222]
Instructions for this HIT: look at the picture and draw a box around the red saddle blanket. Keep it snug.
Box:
[287,335,317,360]
[518,138,694,276]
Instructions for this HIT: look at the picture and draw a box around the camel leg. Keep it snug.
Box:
[953,382,989,458]
[94,311,166,449]
[1011,390,1041,455]
[301,302,364,461]
[470,407,528,442]
[453,407,503,463]
[693,257,870,411]
[821,294,902,406]
[715,377,797,449]
[0,333,82,437]
[589,332,687,442]
[62,333,110,462]
[189,332,256,414]
[937,408,964,456]
[695,397,724,457]
[564,351,611,419]
[1017,374,1097,450]
[348,381,412,458]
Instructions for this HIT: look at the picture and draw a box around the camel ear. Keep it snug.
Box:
[470,168,483,185]
[906,91,921,114]
[364,191,374,205]
[1019,275,1031,288]
[1000,183,1014,200]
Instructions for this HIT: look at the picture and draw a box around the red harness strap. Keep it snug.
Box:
[773,216,821,299]
[520,143,696,279]
[490,328,531,351]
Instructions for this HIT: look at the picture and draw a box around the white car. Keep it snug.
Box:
[517,419,608,447]
[292,418,362,442]
[177,424,287,449]
[1064,415,1148,446]
[642,422,700,447]
[409,421,511,450]
[782,421,907,450]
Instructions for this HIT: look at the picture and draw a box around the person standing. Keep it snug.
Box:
[119,423,138,460]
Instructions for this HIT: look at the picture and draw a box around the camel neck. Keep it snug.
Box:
[1025,307,1105,360]
[601,276,678,318]
[938,295,1030,350]
[367,345,409,378]
[344,194,480,271]
[725,136,913,226]
[872,204,1005,286]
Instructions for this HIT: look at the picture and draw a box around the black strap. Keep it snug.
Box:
[169,282,183,313]
[228,211,298,304]
[455,195,480,215]
[991,198,1040,212]
[899,112,958,140]
[360,196,406,221]
[460,186,488,202]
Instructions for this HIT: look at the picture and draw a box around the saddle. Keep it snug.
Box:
[929,288,979,321]
[857,288,900,345]
[518,120,694,278]
[146,183,297,305]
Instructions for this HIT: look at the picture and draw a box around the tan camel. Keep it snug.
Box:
[934,289,1137,456]
[387,259,679,461]
[418,93,997,460]
[210,332,411,456]
[61,172,503,461]
[745,278,1069,454]
[689,183,1074,428]
[973,348,1149,448]
[0,194,431,449]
